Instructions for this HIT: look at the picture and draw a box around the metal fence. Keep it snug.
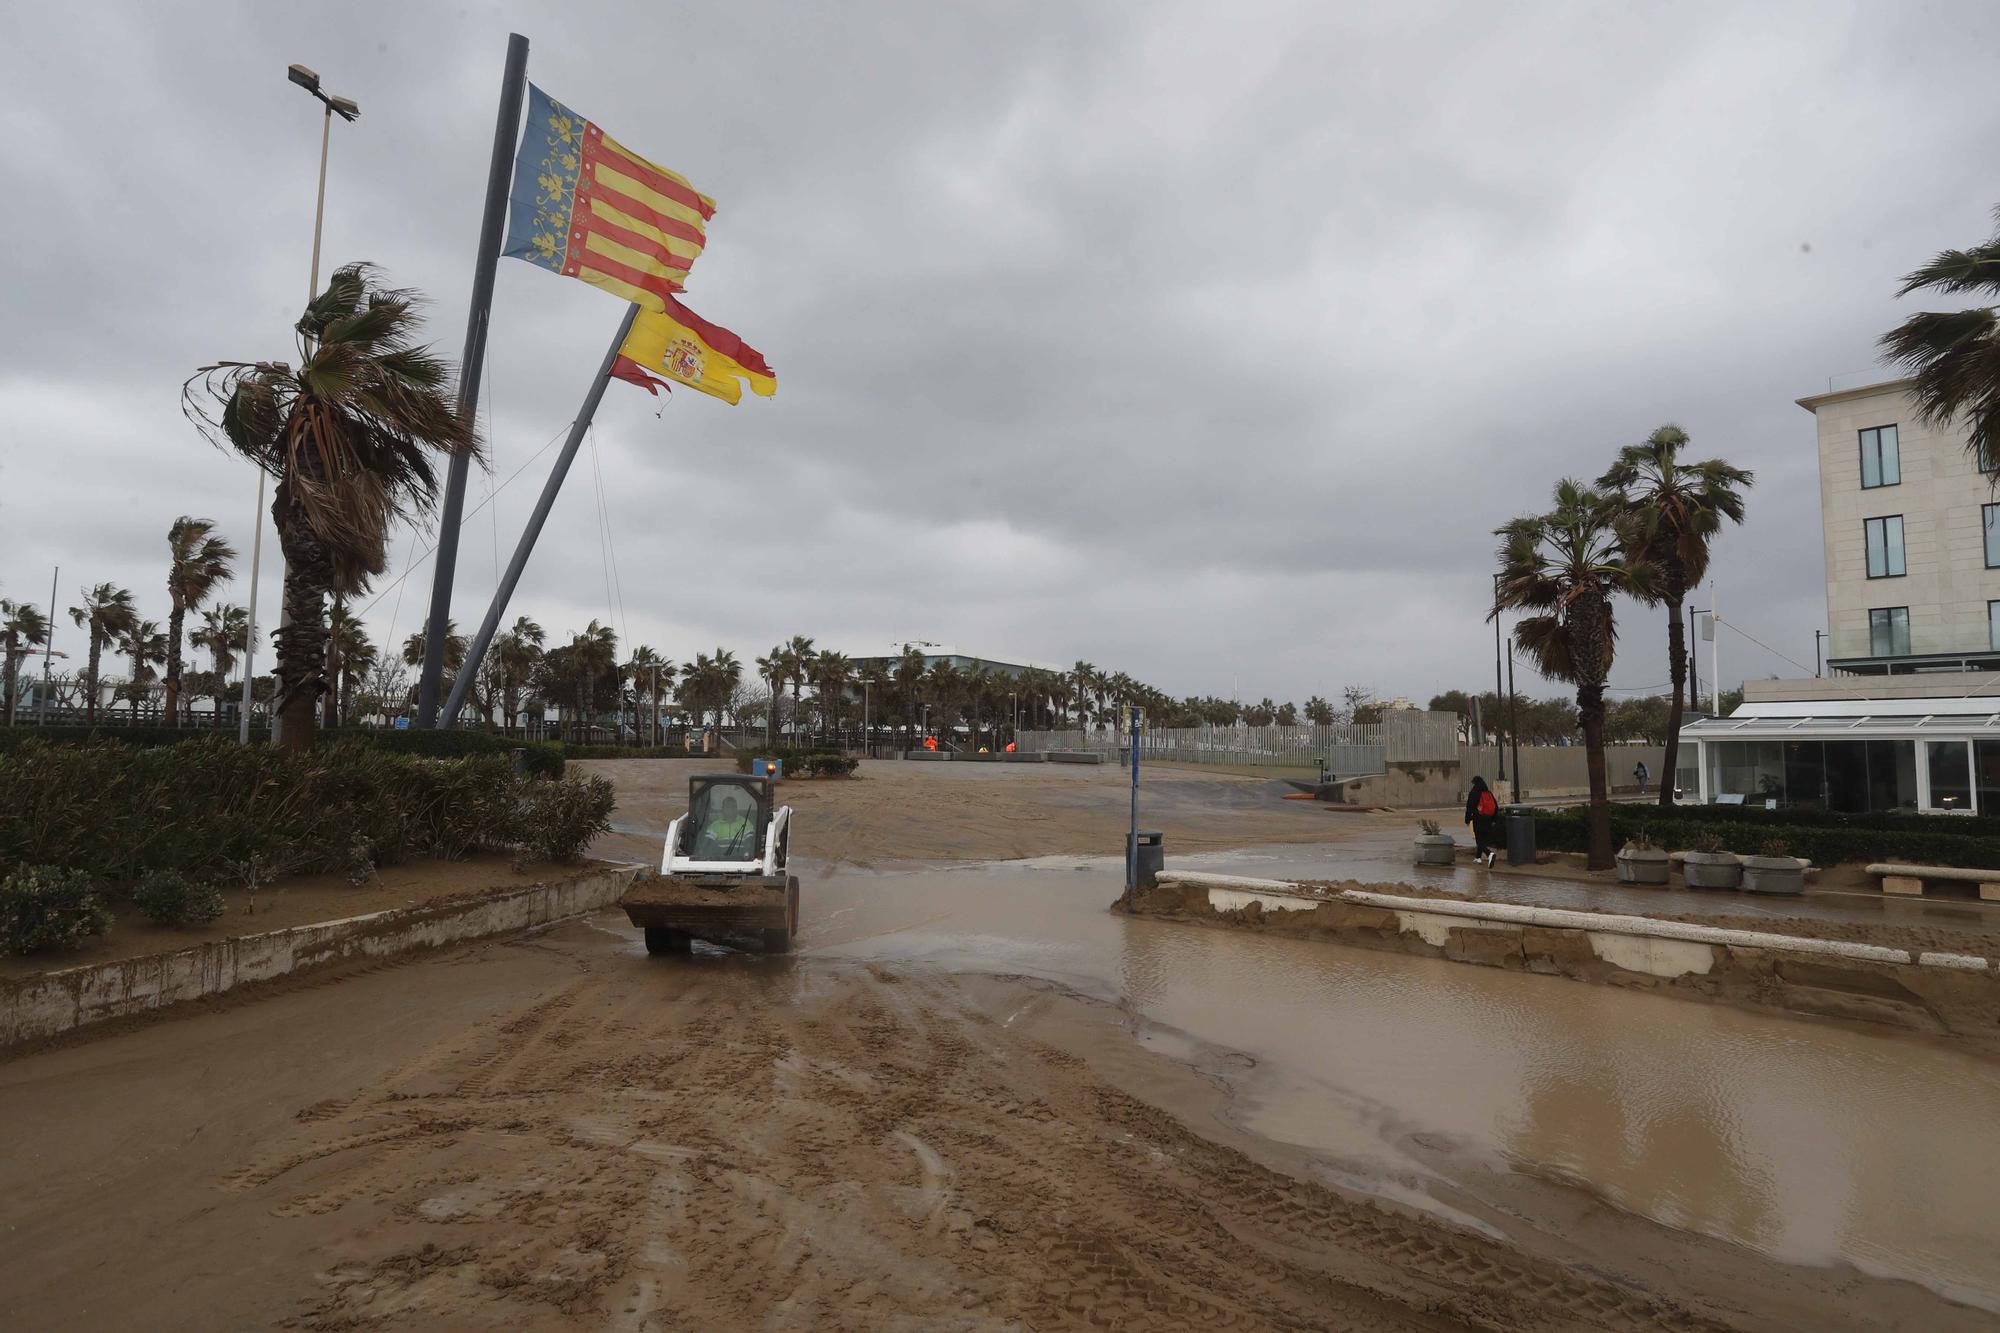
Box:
[1016,712,1460,775]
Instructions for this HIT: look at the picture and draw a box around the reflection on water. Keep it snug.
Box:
[797,853,2000,1308]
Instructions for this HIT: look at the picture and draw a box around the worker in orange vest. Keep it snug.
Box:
[923,735,938,751]
[1004,741,1017,753]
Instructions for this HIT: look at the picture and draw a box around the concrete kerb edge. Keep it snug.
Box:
[1152,871,1992,973]
[0,862,645,1050]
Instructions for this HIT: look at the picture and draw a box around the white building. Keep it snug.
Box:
[1677,375,2000,811]
[1799,376,2000,674]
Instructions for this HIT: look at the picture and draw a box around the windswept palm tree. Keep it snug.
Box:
[755,646,785,744]
[623,645,673,743]
[1599,425,1752,806]
[339,635,377,726]
[324,603,373,728]
[813,650,854,741]
[162,516,236,725]
[2,600,50,725]
[193,604,249,719]
[1494,480,1652,870]
[184,263,479,750]
[1879,208,2000,471]
[1069,660,1096,733]
[494,616,544,733]
[69,583,138,724]
[778,635,816,740]
[119,619,169,717]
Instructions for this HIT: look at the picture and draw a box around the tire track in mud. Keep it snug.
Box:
[216,956,1740,1331]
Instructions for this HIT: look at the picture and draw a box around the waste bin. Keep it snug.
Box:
[1127,829,1165,888]
[1504,805,1536,866]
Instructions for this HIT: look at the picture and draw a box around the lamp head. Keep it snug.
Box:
[328,95,360,122]
[287,64,320,92]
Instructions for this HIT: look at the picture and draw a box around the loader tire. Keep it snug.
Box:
[645,927,691,956]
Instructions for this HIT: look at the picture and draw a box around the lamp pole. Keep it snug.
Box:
[862,680,871,757]
[242,65,358,746]
[1814,630,1825,678]
[1491,572,1507,781]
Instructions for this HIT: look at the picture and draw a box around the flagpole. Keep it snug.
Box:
[417,31,529,729]
[443,303,642,726]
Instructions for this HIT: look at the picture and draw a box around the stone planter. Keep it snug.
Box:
[1413,834,1456,867]
[1615,848,1671,885]
[1742,855,1805,895]
[1680,850,1743,890]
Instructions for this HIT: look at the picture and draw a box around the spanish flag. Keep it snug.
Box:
[611,296,776,405]
[503,85,713,312]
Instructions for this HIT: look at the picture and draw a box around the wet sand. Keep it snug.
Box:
[1,759,1995,1329]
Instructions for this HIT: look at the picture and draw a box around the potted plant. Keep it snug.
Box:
[1680,831,1743,890]
[1413,818,1456,867]
[1742,837,1805,895]
[1614,827,1671,885]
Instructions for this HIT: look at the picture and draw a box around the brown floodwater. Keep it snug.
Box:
[795,851,2000,1311]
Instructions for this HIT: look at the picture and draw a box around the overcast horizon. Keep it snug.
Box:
[5,1,1997,711]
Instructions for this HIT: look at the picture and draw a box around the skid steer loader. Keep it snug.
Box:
[619,773,799,955]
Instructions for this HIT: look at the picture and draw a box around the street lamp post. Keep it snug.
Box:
[862,680,871,758]
[242,64,358,746]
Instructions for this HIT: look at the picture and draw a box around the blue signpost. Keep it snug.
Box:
[1124,704,1143,912]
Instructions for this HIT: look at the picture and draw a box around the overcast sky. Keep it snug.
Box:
[4,1,1997,707]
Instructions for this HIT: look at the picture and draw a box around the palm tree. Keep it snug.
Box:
[779,635,816,741]
[623,645,672,744]
[324,604,373,728]
[68,583,138,724]
[755,646,785,744]
[1879,208,2000,471]
[1494,480,1652,870]
[339,635,377,725]
[161,516,236,726]
[893,645,927,742]
[119,619,169,718]
[813,650,854,742]
[192,604,249,721]
[1599,425,1752,806]
[2,600,50,725]
[184,263,479,751]
[494,616,544,733]
[1069,660,1096,733]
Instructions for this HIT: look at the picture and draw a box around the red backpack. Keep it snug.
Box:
[1476,790,1498,817]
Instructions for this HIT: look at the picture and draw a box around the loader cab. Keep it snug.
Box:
[678,774,776,864]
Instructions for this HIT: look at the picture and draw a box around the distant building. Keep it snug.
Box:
[843,645,1058,680]
[1798,376,2000,675]
[1675,375,2000,809]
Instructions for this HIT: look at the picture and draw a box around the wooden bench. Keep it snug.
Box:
[1865,863,2000,900]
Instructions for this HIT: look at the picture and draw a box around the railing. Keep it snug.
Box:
[1016,712,1460,774]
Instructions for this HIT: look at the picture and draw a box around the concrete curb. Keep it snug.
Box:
[1154,871,1992,973]
[0,863,644,1050]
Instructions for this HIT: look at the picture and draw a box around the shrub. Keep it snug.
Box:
[1756,837,1792,860]
[1418,818,1443,837]
[735,748,857,779]
[1623,827,1658,851]
[0,866,112,955]
[519,775,616,862]
[518,743,566,779]
[132,869,226,927]
[0,738,543,885]
[1531,804,2000,868]
[1690,831,1727,854]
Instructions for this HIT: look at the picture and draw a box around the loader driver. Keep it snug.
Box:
[692,784,759,861]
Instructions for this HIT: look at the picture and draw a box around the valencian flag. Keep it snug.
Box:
[611,296,776,405]
[503,85,714,311]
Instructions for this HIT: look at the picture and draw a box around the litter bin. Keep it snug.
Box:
[1127,829,1165,888]
[1504,805,1536,866]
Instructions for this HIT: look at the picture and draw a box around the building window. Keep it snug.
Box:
[1869,606,1910,657]
[1864,515,1905,578]
[1859,425,1900,489]
[1986,505,2000,568]
[1991,601,2000,651]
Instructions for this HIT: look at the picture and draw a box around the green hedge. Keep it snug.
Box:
[0,724,563,777]
[1532,805,2000,869]
[0,736,612,887]
[557,743,685,760]
[734,748,859,779]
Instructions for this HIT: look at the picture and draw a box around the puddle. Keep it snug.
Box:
[792,851,2000,1309]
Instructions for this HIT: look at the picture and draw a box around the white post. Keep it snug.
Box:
[238,486,264,745]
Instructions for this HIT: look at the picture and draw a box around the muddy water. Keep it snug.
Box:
[798,853,2000,1310]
